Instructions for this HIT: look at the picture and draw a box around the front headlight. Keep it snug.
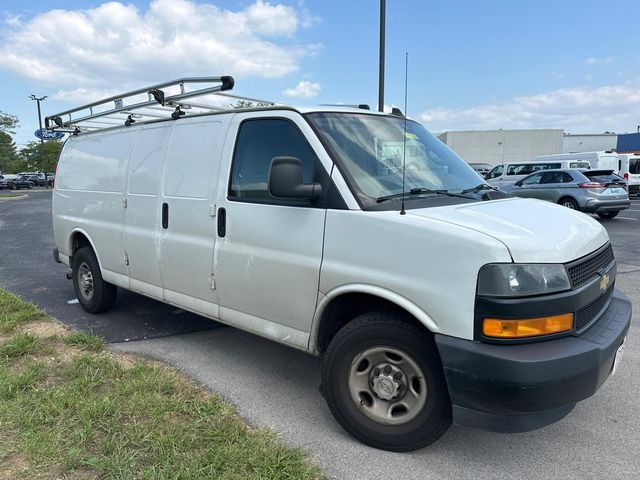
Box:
[477,264,571,297]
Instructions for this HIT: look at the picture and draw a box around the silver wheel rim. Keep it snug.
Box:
[562,201,575,209]
[348,346,427,425]
[77,262,94,301]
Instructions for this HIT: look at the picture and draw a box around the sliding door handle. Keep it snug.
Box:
[162,202,169,229]
[217,207,226,237]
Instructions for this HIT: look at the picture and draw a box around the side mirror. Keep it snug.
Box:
[268,157,322,199]
[515,180,523,187]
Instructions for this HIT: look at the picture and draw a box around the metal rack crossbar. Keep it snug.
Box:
[45,76,276,134]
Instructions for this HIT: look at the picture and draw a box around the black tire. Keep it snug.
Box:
[597,211,619,219]
[72,247,117,314]
[558,197,578,210]
[322,312,452,451]
[10,183,17,190]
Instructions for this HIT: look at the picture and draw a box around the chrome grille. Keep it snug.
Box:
[567,244,614,288]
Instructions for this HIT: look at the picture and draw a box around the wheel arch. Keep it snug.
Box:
[68,228,104,272]
[558,195,578,206]
[310,285,439,354]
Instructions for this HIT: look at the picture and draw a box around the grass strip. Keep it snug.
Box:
[0,289,323,479]
[0,289,44,333]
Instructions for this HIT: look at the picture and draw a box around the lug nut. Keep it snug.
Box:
[384,365,392,374]
[373,367,380,376]
[394,372,402,380]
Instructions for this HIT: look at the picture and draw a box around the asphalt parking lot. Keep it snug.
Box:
[1,190,639,479]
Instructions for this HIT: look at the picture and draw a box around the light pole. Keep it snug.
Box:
[378,0,386,112]
[29,94,48,186]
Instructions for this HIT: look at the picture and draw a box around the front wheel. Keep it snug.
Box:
[72,247,117,314]
[322,312,452,451]
[597,211,619,219]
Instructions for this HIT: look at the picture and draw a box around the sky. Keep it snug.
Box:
[1,0,639,150]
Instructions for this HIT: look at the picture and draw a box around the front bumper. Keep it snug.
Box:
[435,288,631,432]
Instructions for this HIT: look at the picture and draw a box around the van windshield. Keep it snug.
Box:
[307,112,481,206]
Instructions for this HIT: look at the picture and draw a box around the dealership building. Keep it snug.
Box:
[437,129,640,166]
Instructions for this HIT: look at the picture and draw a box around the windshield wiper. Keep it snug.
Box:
[376,188,473,203]
[461,183,496,194]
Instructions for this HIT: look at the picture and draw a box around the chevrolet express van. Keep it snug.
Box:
[49,78,631,451]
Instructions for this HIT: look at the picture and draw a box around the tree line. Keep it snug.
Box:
[0,111,62,174]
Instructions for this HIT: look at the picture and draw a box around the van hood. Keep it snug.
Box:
[408,198,609,263]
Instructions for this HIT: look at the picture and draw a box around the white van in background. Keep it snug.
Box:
[485,159,591,187]
[618,153,640,196]
[531,151,619,172]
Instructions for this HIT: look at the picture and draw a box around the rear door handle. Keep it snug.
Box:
[162,202,169,229]
[217,207,226,237]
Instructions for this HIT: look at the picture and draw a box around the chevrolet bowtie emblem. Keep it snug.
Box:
[600,273,610,292]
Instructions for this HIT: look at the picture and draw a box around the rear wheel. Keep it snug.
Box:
[10,184,17,190]
[597,211,619,219]
[72,247,117,313]
[322,312,452,451]
[559,197,578,209]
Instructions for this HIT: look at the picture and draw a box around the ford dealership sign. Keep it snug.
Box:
[35,128,64,140]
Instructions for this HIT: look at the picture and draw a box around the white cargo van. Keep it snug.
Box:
[617,153,640,196]
[532,151,619,172]
[485,159,591,187]
[48,77,631,451]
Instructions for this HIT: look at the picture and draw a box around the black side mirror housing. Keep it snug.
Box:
[514,180,523,186]
[268,157,322,199]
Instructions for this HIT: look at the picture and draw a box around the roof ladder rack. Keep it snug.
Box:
[44,76,276,135]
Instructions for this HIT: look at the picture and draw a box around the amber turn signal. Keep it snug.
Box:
[482,313,574,338]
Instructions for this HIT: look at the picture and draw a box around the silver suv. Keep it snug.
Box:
[505,169,630,219]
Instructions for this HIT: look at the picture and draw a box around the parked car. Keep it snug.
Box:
[468,162,492,175]
[486,159,591,188]
[504,169,630,219]
[46,173,55,187]
[50,76,631,451]
[0,174,34,190]
[18,172,46,186]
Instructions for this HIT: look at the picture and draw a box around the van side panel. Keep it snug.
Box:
[159,118,224,312]
[54,131,135,276]
[124,124,171,298]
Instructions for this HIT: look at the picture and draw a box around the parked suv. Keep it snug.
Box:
[19,172,46,186]
[505,169,630,219]
[0,174,34,190]
[50,77,632,451]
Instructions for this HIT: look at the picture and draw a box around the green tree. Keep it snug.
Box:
[0,111,19,134]
[17,140,63,173]
[0,131,18,173]
[0,111,19,173]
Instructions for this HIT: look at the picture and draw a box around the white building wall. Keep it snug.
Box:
[439,129,564,166]
[562,134,618,153]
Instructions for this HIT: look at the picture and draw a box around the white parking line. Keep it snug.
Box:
[616,216,637,220]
